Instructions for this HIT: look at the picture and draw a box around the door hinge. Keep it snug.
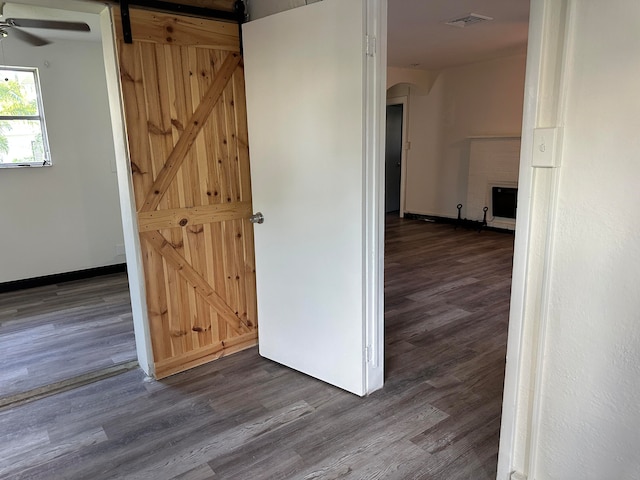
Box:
[365,345,372,363]
[366,35,376,57]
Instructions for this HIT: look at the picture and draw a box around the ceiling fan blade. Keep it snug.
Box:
[8,26,50,46]
[6,18,90,32]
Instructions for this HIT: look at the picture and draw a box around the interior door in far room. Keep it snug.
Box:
[113,7,258,379]
[385,104,403,213]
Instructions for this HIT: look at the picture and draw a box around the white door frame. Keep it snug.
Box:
[386,95,408,218]
[363,0,387,394]
[495,0,570,478]
[99,7,154,375]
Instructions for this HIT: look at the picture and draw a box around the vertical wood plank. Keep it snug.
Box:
[119,42,153,210]
[233,65,252,203]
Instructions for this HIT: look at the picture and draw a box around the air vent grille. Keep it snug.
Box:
[445,13,493,28]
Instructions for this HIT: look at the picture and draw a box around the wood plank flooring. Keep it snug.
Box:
[0,216,514,479]
[0,274,136,402]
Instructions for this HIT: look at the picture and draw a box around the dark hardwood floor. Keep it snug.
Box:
[0,216,514,479]
[0,273,135,402]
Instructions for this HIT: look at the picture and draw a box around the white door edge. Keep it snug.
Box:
[363,0,387,395]
[497,0,570,478]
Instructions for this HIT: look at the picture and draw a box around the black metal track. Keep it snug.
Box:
[124,0,239,22]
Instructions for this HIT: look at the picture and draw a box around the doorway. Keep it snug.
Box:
[384,0,529,475]
[385,103,403,213]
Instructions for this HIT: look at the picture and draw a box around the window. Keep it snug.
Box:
[0,67,50,167]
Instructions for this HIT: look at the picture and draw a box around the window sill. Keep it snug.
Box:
[0,163,52,169]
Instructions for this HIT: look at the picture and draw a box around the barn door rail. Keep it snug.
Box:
[118,0,246,45]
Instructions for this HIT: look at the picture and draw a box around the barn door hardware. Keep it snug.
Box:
[234,0,246,54]
[119,0,132,44]
[118,0,245,45]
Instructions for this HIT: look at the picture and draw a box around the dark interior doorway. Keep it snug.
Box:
[385,103,403,213]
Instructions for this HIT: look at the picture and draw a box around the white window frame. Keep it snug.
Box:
[0,66,51,168]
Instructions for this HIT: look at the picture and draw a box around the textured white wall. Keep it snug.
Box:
[387,66,437,95]
[389,55,526,219]
[533,0,640,477]
[0,34,124,282]
[246,0,322,20]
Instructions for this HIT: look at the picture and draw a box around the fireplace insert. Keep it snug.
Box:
[492,187,518,219]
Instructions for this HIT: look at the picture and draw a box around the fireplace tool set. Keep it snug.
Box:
[455,204,488,232]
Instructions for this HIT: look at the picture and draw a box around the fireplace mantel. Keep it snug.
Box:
[468,134,521,140]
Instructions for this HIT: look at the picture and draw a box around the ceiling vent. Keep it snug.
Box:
[445,13,493,28]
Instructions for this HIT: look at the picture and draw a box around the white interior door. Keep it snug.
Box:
[243,0,384,396]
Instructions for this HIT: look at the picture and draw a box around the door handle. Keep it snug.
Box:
[250,212,264,224]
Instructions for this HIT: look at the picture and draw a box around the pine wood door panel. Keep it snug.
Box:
[113,7,257,378]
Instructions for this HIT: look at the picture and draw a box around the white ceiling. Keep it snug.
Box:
[388,0,530,70]
[1,0,530,70]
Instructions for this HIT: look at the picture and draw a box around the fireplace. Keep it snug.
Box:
[492,186,517,219]
[466,136,521,230]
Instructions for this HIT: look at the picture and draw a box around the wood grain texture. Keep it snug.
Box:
[0,274,135,403]
[115,7,257,376]
[113,6,240,50]
[141,231,251,335]
[137,201,252,231]
[0,217,513,479]
[137,52,241,213]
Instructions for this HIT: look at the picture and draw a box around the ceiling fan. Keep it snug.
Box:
[0,17,90,46]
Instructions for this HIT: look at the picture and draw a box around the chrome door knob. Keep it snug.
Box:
[250,212,264,224]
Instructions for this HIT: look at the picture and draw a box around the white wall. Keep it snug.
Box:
[529,1,640,477]
[390,54,526,219]
[0,34,124,283]
[387,66,437,95]
[247,0,322,20]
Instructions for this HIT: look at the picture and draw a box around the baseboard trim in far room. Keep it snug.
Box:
[403,212,515,235]
[0,263,127,294]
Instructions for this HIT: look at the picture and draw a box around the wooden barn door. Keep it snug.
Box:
[113,8,257,378]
